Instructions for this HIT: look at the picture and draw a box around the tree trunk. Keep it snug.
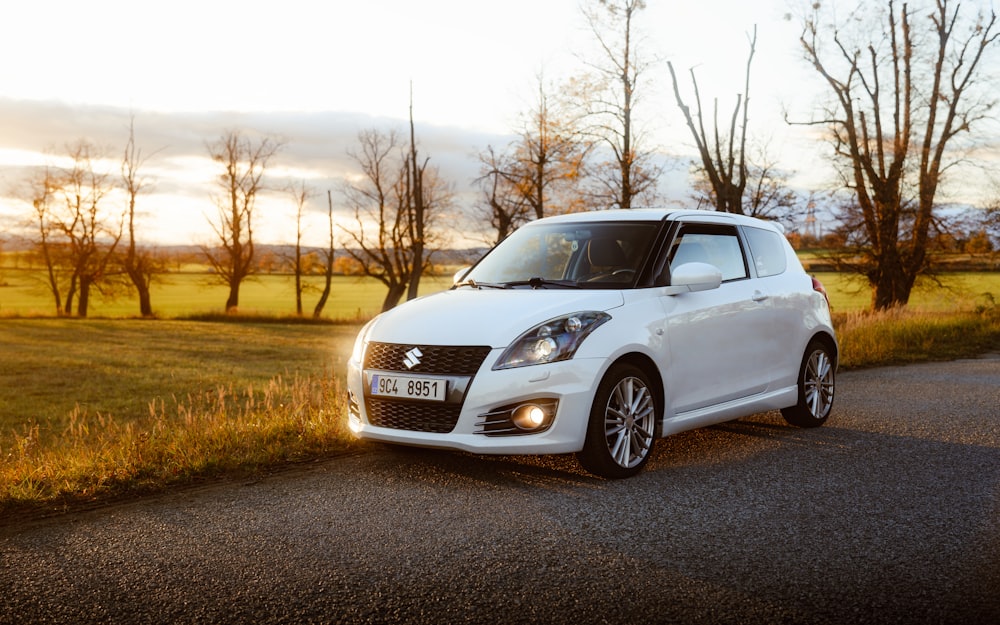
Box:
[294,265,303,316]
[406,96,426,302]
[226,281,240,312]
[125,262,153,317]
[313,190,336,319]
[381,283,406,312]
[313,270,332,319]
[407,243,423,301]
[869,246,917,310]
[138,287,153,317]
[76,279,90,317]
[64,277,77,316]
[717,185,745,215]
[871,272,914,310]
[45,262,61,314]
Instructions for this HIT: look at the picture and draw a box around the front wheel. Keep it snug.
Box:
[781,340,836,427]
[577,363,657,479]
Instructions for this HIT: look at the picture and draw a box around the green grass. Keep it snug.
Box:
[0,319,358,425]
[3,266,999,318]
[2,268,999,519]
[0,319,363,516]
[812,271,1000,312]
[0,270,456,319]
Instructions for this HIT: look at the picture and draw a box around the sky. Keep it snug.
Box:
[0,0,995,248]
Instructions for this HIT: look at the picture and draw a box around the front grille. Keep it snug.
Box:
[365,343,492,375]
[365,397,462,433]
[362,343,491,434]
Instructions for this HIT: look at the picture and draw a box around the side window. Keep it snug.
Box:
[744,226,788,278]
[667,225,749,282]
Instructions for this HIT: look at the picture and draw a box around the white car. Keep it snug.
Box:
[346,209,837,478]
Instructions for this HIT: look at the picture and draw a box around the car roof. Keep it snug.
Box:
[527,208,785,232]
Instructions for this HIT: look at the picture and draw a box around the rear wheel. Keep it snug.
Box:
[577,363,657,479]
[781,340,835,427]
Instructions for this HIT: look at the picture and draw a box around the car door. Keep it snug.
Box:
[659,222,775,414]
[741,224,807,387]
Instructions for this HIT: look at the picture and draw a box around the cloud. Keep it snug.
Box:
[0,97,523,245]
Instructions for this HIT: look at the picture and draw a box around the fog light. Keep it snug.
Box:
[512,404,548,430]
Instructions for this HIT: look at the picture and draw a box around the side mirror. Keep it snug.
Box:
[662,262,722,295]
[452,266,472,284]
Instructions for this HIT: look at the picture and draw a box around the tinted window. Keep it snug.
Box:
[744,226,788,278]
[466,221,659,287]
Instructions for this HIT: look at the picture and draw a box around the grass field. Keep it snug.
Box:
[0,269,457,319]
[2,266,999,516]
[0,319,360,513]
[0,319,358,425]
[812,271,1000,312]
[3,266,1000,317]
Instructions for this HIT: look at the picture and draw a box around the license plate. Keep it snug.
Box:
[370,374,447,402]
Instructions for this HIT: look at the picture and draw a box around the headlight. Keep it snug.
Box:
[493,311,611,370]
[350,318,377,365]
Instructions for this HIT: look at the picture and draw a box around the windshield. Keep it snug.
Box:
[461,221,659,288]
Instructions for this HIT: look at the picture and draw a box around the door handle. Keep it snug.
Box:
[752,291,768,302]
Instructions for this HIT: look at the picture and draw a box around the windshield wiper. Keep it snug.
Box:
[452,278,508,290]
[503,277,581,289]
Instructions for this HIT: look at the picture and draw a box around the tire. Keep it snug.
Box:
[577,363,657,478]
[781,340,836,428]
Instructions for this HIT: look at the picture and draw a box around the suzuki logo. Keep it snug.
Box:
[403,347,423,370]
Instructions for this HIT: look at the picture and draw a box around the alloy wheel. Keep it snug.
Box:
[604,376,655,469]
[804,348,835,420]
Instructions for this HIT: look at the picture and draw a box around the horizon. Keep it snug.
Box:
[0,0,996,249]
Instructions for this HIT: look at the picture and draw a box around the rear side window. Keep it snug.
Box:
[743,226,788,278]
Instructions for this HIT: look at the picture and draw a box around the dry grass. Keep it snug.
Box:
[2,295,999,519]
[1,373,352,516]
[833,303,1000,369]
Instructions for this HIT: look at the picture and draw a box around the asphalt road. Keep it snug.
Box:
[2,356,999,625]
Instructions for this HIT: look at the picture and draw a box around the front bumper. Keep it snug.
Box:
[346,351,603,455]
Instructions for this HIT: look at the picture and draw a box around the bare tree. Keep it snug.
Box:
[474,145,533,245]
[405,90,429,302]
[39,141,124,317]
[341,127,448,312]
[341,129,411,312]
[799,0,998,310]
[474,78,588,244]
[517,78,590,219]
[28,167,63,313]
[668,27,757,214]
[203,130,282,312]
[570,0,662,209]
[121,115,159,317]
[743,146,799,220]
[312,190,336,319]
[686,141,798,221]
[287,180,313,316]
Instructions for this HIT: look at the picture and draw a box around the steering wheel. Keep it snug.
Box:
[585,268,635,283]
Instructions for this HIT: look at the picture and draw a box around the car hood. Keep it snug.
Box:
[366,288,625,348]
